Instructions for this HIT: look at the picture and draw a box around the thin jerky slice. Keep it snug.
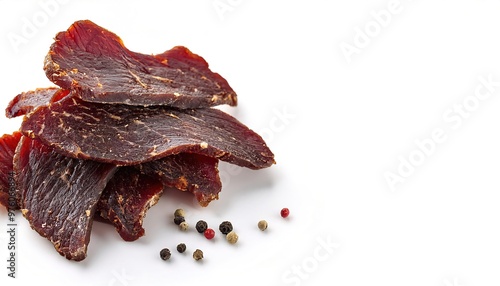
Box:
[96,167,163,242]
[5,88,69,118]
[138,153,221,207]
[96,154,220,241]
[14,136,116,261]
[0,132,21,209]
[44,20,237,108]
[21,95,275,169]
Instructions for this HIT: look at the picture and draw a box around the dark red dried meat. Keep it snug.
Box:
[96,168,163,242]
[0,132,21,209]
[5,88,69,118]
[95,153,220,241]
[21,95,275,169]
[14,136,117,261]
[44,20,237,108]
[138,153,221,207]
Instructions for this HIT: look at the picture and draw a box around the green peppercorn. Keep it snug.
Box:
[226,231,238,244]
[258,220,268,231]
[177,243,186,253]
[193,249,204,261]
[174,215,185,225]
[160,248,171,261]
[219,221,233,235]
[174,208,185,217]
[196,220,208,233]
[179,221,189,231]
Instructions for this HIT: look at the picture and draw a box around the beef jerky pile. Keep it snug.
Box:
[0,20,274,261]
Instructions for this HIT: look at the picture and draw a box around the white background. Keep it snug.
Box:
[1,0,500,285]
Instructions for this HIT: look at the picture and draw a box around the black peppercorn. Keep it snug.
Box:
[174,215,185,225]
[196,220,208,233]
[177,243,186,253]
[219,221,233,235]
[160,248,171,261]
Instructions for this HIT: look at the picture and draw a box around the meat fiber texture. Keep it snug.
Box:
[0,132,21,209]
[1,20,275,261]
[6,88,59,118]
[15,136,117,261]
[44,20,237,108]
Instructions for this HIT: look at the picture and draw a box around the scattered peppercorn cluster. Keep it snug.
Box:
[159,243,202,262]
[159,207,290,262]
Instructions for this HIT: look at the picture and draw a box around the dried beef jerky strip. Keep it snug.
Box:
[44,20,237,108]
[138,153,221,207]
[5,88,69,118]
[0,132,21,209]
[14,136,117,261]
[96,168,163,242]
[21,95,275,169]
[96,154,219,241]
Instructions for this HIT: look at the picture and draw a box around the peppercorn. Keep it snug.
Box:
[281,208,290,218]
[196,220,208,233]
[226,231,238,244]
[177,243,186,253]
[173,215,185,225]
[258,220,268,231]
[174,208,185,217]
[179,221,189,231]
[204,228,215,240]
[219,221,233,235]
[193,249,204,261]
[160,248,171,261]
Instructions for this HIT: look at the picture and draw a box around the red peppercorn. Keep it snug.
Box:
[281,208,290,218]
[204,228,215,240]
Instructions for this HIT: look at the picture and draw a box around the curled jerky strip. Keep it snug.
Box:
[45,20,237,108]
[21,95,274,169]
[14,136,117,261]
